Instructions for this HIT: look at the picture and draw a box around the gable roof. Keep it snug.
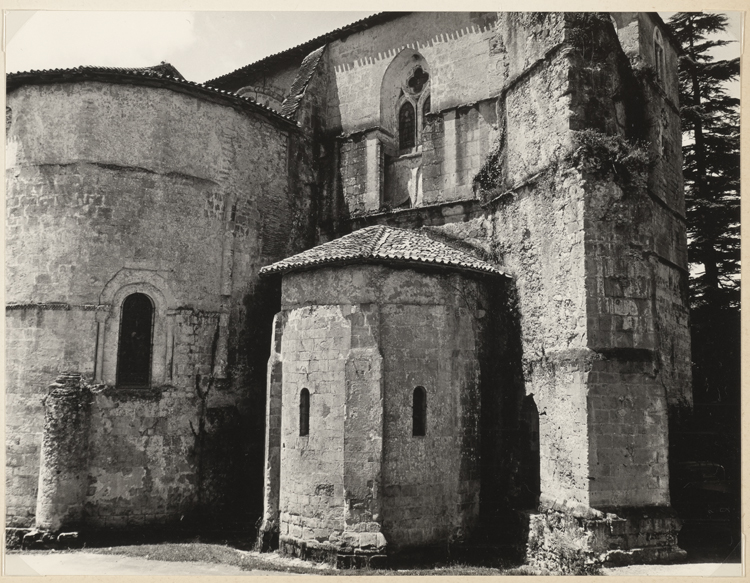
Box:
[205,12,406,90]
[259,225,508,277]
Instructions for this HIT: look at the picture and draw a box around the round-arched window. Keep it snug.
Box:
[412,386,427,436]
[116,293,154,387]
[300,388,310,436]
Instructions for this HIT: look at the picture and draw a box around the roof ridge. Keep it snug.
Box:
[371,225,392,256]
[258,225,508,278]
[205,12,406,89]
[279,45,328,119]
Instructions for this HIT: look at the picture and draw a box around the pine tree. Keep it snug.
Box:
[667,13,740,403]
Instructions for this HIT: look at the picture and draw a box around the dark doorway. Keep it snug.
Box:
[116,293,154,387]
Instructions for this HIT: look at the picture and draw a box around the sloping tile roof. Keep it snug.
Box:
[206,12,406,90]
[259,226,508,277]
[7,65,296,126]
[279,45,326,119]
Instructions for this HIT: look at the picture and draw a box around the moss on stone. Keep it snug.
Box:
[570,129,651,190]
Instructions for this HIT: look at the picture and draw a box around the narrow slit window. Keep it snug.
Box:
[300,388,310,436]
[116,293,154,387]
[399,101,416,150]
[412,386,426,436]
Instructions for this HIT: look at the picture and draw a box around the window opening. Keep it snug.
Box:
[654,29,665,86]
[399,101,416,150]
[407,66,429,94]
[421,96,431,129]
[300,388,310,436]
[412,386,427,436]
[116,293,154,387]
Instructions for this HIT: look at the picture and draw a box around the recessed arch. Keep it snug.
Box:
[116,293,155,387]
[380,49,431,140]
[519,395,541,509]
[99,274,172,387]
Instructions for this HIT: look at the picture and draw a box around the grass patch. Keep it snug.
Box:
[90,543,326,574]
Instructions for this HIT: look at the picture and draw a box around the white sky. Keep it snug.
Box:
[4,11,743,85]
[4,11,378,83]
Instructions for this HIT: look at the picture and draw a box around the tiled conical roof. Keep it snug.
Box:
[259,226,507,277]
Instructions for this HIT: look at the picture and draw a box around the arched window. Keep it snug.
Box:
[654,28,665,86]
[421,95,431,129]
[300,388,310,436]
[116,293,154,387]
[399,101,416,150]
[412,386,427,436]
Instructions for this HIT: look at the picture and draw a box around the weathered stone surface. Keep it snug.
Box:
[6,11,690,572]
[269,265,496,557]
[526,507,685,574]
[6,75,313,529]
[35,373,90,532]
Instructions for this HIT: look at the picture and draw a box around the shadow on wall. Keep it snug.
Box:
[190,276,282,530]
[477,280,537,547]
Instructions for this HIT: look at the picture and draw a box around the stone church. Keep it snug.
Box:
[6,12,691,570]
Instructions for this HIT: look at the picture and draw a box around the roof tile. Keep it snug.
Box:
[259,226,507,277]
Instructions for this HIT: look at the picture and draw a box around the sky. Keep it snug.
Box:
[4,11,379,83]
[4,11,743,85]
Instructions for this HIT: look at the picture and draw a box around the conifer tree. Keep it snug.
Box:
[667,13,740,402]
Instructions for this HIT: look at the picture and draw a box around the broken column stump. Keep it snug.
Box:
[35,373,91,533]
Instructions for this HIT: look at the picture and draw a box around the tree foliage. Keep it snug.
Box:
[667,13,740,402]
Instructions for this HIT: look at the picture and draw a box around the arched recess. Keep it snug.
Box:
[117,293,155,387]
[518,395,541,509]
[379,49,431,147]
[98,269,175,387]
[380,49,431,209]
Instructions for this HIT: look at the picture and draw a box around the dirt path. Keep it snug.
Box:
[5,551,743,577]
[602,562,743,577]
[4,552,299,576]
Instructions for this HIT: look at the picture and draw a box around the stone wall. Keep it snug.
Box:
[84,385,200,528]
[278,304,351,542]
[5,78,298,528]
[380,302,481,549]
[332,13,571,217]
[333,13,690,520]
[266,264,493,556]
[6,306,98,526]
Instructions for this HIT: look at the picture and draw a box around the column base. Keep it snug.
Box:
[525,506,686,574]
[256,519,279,552]
[279,532,387,568]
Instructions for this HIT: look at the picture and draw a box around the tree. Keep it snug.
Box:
[667,13,740,403]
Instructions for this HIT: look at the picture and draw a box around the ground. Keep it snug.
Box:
[4,543,742,577]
